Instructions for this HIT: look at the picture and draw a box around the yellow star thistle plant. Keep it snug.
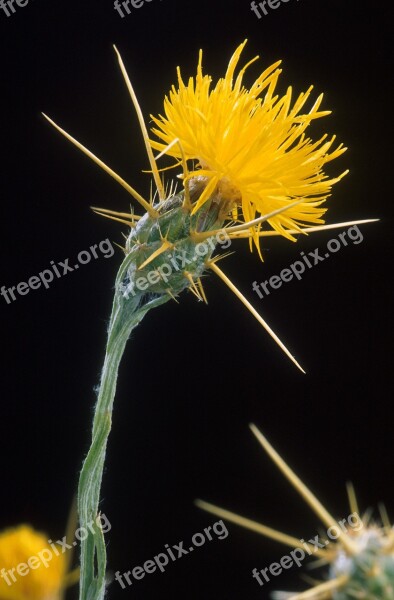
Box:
[197,426,394,599]
[0,525,78,600]
[42,42,376,600]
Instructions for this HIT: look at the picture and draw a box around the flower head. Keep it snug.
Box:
[42,44,375,373]
[150,40,348,245]
[0,525,77,600]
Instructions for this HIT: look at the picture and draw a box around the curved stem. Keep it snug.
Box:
[77,254,169,600]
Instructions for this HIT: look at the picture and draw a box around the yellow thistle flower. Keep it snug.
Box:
[0,525,78,600]
[42,44,375,373]
[150,40,348,248]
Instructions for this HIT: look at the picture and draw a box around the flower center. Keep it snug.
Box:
[217,177,242,205]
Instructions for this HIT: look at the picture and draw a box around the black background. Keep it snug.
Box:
[0,0,392,598]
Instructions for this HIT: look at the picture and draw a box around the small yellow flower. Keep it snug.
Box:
[0,525,77,600]
[150,40,348,245]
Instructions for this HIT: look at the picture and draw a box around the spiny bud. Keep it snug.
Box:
[330,527,394,600]
[119,193,228,303]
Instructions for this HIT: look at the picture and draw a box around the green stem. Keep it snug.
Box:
[77,253,169,600]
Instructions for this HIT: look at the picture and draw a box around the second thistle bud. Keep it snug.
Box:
[330,528,394,600]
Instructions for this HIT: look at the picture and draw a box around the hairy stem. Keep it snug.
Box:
[77,251,169,600]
